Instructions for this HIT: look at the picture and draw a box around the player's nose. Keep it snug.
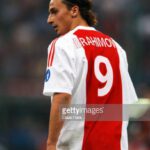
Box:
[47,15,53,25]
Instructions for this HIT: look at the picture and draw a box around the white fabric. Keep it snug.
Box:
[114,40,138,150]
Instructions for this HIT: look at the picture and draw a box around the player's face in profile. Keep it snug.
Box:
[47,0,73,35]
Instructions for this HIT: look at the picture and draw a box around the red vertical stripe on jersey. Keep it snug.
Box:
[49,40,56,66]
[74,30,122,150]
[48,39,58,67]
[48,41,54,67]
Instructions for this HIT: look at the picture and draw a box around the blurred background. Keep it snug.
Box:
[0,0,150,149]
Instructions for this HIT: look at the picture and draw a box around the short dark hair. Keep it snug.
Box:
[62,0,97,26]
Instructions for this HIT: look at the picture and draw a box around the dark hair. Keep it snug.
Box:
[62,0,97,26]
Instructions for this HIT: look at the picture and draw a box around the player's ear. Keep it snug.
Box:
[71,5,79,18]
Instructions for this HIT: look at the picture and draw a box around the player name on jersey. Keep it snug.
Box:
[78,36,116,48]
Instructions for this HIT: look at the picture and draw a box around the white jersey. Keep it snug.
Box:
[43,26,138,150]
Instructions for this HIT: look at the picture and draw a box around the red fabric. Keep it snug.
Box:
[48,39,58,67]
[74,29,122,150]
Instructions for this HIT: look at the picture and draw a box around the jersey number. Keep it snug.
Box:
[94,56,113,96]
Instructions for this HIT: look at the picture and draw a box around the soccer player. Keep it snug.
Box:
[43,0,138,150]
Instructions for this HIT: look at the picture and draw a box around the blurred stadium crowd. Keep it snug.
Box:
[0,0,150,150]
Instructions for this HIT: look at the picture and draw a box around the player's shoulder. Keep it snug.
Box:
[48,36,66,50]
[54,32,77,50]
[60,30,77,41]
[47,32,77,60]
[112,39,126,54]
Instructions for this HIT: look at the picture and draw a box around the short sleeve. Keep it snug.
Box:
[43,38,76,96]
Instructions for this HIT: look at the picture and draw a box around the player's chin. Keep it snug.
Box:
[56,32,61,36]
[56,30,64,36]
[55,29,61,35]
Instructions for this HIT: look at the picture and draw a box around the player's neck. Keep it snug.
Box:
[71,18,89,30]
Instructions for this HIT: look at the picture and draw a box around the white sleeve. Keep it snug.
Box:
[43,39,76,96]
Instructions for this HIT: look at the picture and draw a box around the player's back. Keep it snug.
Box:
[72,26,123,150]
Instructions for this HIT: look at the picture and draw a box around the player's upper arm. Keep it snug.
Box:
[43,37,76,97]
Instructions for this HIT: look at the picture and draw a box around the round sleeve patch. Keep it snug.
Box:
[45,69,51,82]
